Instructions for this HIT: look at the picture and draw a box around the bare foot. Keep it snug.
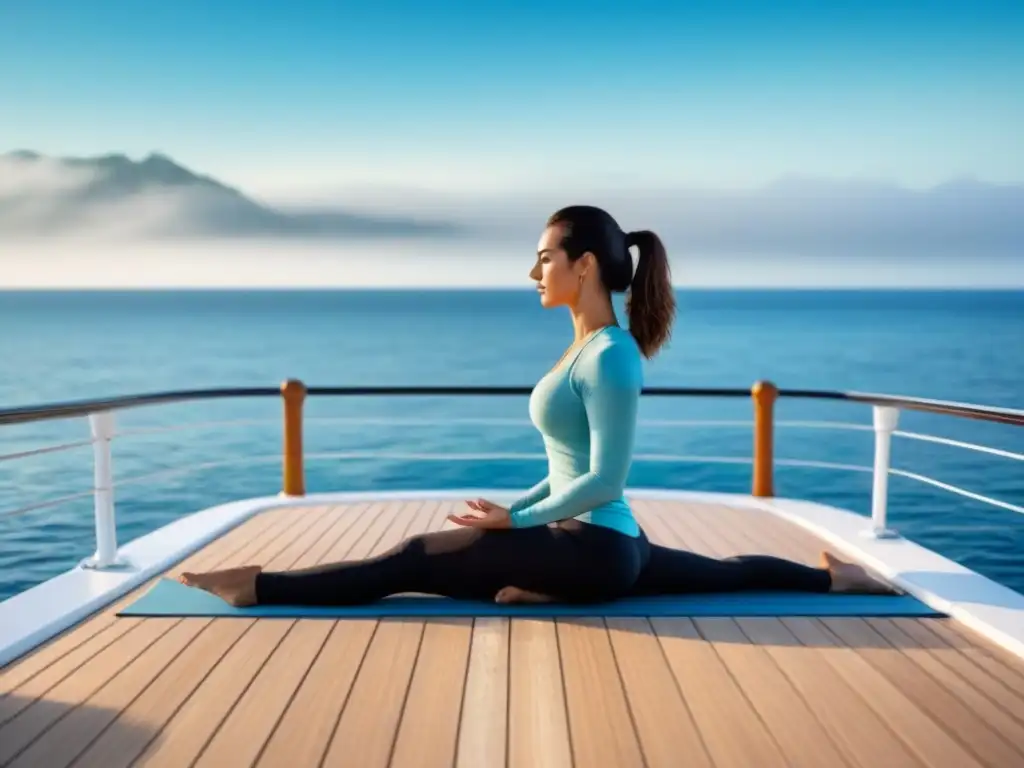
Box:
[179,565,262,607]
[495,585,554,604]
[819,551,895,594]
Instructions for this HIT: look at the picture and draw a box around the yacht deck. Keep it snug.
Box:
[2,498,1024,768]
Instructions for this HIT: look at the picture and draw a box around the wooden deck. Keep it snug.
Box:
[2,498,1024,767]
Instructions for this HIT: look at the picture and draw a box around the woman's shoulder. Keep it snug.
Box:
[572,326,643,390]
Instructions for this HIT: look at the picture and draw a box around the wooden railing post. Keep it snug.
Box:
[281,379,307,497]
[751,380,777,497]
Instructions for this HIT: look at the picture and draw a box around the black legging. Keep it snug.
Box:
[254,519,832,606]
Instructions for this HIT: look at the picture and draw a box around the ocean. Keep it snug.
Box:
[0,288,1022,602]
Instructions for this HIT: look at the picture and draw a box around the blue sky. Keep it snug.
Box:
[3,0,1023,197]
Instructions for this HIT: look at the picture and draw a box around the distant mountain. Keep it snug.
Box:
[0,151,461,239]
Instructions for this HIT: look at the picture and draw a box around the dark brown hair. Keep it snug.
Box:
[547,205,676,358]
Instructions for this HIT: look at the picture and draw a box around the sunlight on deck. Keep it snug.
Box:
[2,499,1024,767]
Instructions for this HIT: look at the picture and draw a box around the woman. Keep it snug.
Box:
[182,205,888,607]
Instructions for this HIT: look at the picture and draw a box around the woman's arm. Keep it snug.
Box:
[508,477,551,513]
[508,341,641,528]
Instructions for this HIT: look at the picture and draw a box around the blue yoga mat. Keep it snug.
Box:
[118,578,943,618]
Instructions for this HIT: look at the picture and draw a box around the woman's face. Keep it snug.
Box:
[530,225,588,309]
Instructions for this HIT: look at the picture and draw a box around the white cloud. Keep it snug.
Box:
[0,155,99,198]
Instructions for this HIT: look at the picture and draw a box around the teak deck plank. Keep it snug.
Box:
[1,497,1023,767]
[507,618,573,768]
[455,615,509,768]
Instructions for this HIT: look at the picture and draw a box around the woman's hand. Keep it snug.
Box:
[447,498,513,529]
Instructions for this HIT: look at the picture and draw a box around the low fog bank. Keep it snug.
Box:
[3,153,1022,259]
[2,237,1020,289]
[2,152,1020,287]
[283,177,1024,259]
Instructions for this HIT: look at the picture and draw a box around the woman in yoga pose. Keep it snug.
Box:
[182,205,888,607]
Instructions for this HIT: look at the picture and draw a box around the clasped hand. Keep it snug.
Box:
[447,498,513,529]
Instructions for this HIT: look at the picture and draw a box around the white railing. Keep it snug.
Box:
[84,411,123,569]
[868,406,900,539]
[2,400,1022,576]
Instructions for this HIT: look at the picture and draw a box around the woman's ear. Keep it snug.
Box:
[578,251,597,280]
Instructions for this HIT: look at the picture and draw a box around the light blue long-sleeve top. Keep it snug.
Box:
[508,325,642,537]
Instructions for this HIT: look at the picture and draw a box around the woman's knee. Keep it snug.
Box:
[383,531,444,575]
[398,526,483,558]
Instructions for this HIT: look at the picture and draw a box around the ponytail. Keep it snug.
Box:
[624,230,675,359]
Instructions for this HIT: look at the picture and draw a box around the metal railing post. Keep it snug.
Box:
[864,404,901,538]
[751,380,777,497]
[82,411,126,569]
[281,379,307,496]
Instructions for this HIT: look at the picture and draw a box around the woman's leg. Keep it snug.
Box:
[259,526,502,605]
[181,522,637,607]
[627,543,891,596]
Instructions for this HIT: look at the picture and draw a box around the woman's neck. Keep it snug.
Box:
[569,293,617,343]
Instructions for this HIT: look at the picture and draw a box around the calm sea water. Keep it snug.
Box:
[0,288,1022,602]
